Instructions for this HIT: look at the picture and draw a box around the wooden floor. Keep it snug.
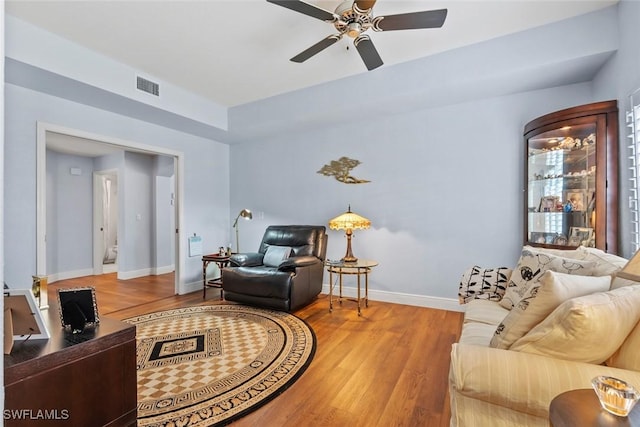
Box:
[50,273,464,427]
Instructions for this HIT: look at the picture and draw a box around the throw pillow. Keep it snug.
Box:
[578,246,627,280]
[263,246,292,267]
[499,247,597,310]
[458,266,512,304]
[510,285,640,364]
[489,271,610,349]
[532,245,589,260]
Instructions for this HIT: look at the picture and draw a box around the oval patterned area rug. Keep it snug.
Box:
[124,304,316,426]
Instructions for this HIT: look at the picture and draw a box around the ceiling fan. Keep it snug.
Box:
[267,0,448,71]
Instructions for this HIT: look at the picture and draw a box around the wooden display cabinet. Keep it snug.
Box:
[524,101,619,254]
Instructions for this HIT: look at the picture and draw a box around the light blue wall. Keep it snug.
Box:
[4,83,230,291]
[121,152,153,273]
[46,150,94,275]
[154,156,176,271]
[229,83,594,301]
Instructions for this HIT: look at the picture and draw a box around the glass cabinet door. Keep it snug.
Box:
[526,120,598,247]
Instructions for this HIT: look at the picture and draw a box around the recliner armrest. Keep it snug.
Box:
[278,256,320,270]
[229,252,264,267]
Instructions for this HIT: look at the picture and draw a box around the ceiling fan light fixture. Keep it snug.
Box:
[347,22,362,38]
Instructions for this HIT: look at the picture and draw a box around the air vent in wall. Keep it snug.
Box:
[136,76,160,96]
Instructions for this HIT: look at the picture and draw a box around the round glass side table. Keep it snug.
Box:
[326,259,378,316]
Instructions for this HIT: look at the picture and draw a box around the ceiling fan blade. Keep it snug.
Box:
[267,0,337,22]
[354,35,383,71]
[373,9,447,31]
[291,35,342,63]
[353,0,377,13]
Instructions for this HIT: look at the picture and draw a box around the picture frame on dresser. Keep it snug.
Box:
[4,289,50,354]
[58,287,100,333]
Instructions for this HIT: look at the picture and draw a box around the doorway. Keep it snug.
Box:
[36,122,184,294]
[94,170,119,275]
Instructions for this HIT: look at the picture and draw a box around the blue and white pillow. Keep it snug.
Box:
[458,266,512,304]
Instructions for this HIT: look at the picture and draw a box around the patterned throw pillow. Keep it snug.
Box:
[490,271,610,349]
[458,266,512,304]
[499,247,597,310]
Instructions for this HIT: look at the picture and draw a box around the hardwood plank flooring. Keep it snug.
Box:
[49,274,463,427]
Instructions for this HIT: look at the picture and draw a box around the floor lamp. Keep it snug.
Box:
[233,209,252,253]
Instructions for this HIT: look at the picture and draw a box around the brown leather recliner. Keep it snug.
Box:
[222,225,328,312]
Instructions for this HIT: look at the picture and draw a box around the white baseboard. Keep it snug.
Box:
[153,265,175,275]
[182,279,203,295]
[321,284,464,312]
[118,267,176,280]
[117,268,152,280]
[102,263,117,274]
[47,268,95,284]
[180,280,463,310]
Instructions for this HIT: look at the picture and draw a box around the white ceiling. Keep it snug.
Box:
[6,0,618,108]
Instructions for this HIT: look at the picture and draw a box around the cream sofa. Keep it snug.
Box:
[449,246,640,427]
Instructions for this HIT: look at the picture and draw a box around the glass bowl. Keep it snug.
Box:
[591,376,640,417]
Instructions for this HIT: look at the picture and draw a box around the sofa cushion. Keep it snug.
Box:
[607,319,640,371]
[499,247,597,310]
[510,285,640,364]
[458,322,498,347]
[458,266,512,304]
[489,271,610,350]
[263,246,292,267]
[449,343,640,424]
[463,299,510,326]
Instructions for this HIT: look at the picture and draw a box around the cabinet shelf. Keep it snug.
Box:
[529,175,594,183]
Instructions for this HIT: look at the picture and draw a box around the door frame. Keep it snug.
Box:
[36,121,184,294]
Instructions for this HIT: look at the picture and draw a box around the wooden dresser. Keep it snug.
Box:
[4,303,137,427]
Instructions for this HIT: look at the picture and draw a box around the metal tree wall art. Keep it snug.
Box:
[317,157,371,184]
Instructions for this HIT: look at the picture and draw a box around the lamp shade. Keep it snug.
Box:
[233,208,253,253]
[329,206,370,262]
[233,209,253,228]
[329,207,371,231]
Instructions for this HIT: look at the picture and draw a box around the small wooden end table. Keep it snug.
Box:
[326,259,378,316]
[550,388,640,427]
[202,253,230,300]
